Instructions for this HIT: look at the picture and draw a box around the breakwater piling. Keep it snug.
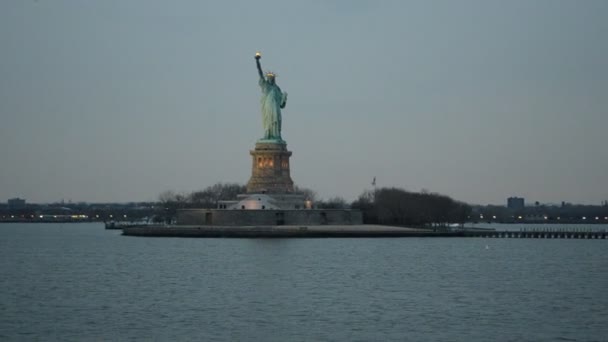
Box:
[464,228,607,239]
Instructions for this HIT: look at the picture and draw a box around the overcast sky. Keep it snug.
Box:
[1,0,607,205]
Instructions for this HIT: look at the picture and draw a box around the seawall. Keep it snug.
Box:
[122,225,460,238]
[177,209,363,226]
[120,225,608,239]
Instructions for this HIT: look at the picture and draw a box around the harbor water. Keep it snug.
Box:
[1,223,607,341]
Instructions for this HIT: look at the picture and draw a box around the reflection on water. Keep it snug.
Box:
[1,223,607,341]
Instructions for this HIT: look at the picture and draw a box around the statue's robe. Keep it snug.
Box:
[259,78,285,140]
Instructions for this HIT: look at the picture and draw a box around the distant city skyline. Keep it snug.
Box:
[3,195,606,207]
[1,0,607,205]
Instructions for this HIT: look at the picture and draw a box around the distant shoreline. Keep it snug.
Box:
[1,219,607,225]
[0,219,102,224]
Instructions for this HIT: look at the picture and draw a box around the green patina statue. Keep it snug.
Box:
[255,52,287,141]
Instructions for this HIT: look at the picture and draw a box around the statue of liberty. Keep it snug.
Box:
[255,52,287,141]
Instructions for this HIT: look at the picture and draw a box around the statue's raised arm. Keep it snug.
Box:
[255,52,264,80]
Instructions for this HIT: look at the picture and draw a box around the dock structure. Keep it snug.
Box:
[120,225,608,239]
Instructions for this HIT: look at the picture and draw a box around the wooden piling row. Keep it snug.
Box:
[465,230,607,239]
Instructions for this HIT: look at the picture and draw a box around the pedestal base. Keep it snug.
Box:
[246,141,294,194]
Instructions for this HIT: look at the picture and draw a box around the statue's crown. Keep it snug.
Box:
[265,71,276,78]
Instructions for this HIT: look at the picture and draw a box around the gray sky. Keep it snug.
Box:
[1,0,607,205]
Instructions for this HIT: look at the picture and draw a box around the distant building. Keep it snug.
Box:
[507,197,524,210]
[7,198,26,210]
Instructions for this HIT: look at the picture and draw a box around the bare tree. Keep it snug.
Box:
[157,190,188,224]
[317,196,349,209]
[189,183,247,208]
[294,185,317,202]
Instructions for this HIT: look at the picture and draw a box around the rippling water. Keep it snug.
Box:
[1,223,607,341]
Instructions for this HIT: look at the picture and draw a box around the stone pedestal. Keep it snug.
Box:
[246,141,295,194]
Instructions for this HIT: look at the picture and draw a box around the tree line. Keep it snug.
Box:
[157,183,471,226]
[351,188,471,227]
